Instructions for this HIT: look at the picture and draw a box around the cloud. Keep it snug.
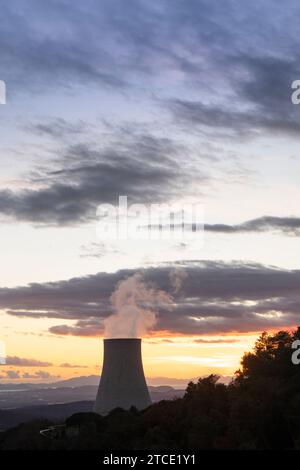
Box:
[193,338,240,344]
[59,363,88,368]
[205,216,300,236]
[0,369,60,381]
[49,320,103,337]
[0,370,21,379]
[1,0,234,96]
[0,0,219,95]
[34,370,59,380]
[0,1,126,94]
[7,370,20,379]
[0,132,191,225]
[5,356,52,367]
[22,371,60,380]
[169,54,300,138]
[80,242,124,259]
[1,261,300,336]
[151,216,300,237]
[26,118,87,139]
[3,0,299,128]
[21,373,38,379]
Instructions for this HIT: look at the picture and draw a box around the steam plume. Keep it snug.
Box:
[169,267,187,294]
[104,273,173,338]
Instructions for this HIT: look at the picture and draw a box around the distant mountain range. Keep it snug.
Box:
[0,375,100,391]
[0,401,93,430]
[0,389,185,430]
[0,378,185,430]
[0,374,233,391]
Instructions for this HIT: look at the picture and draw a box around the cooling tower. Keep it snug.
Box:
[94,338,151,415]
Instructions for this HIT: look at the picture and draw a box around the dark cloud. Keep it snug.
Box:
[193,338,240,344]
[0,133,190,224]
[205,216,300,236]
[1,261,300,336]
[22,371,59,380]
[3,0,300,110]
[21,372,38,379]
[145,216,300,237]
[59,363,88,368]
[169,54,300,138]
[5,356,52,367]
[0,370,20,379]
[0,0,230,95]
[32,370,59,380]
[50,320,102,337]
[7,370,21,379]
[0,0,213,94]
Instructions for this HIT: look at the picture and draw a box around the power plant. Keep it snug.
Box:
[94,338,151,415]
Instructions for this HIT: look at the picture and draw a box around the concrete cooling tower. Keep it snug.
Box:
[94,338,151,415]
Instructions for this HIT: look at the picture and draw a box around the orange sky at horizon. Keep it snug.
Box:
[0,308,261,384]
[1,308,297,385]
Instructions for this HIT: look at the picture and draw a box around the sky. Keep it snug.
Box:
[1,0,300,384]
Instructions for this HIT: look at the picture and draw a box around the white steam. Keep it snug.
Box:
[169,267,187,294]
[104,273,174,338]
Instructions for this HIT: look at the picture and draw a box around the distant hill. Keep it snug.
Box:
[0,384,184,429]
[0,401,93,430]
[0,375,100,391]
[0,374,232,391]
[51,375,100,388]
